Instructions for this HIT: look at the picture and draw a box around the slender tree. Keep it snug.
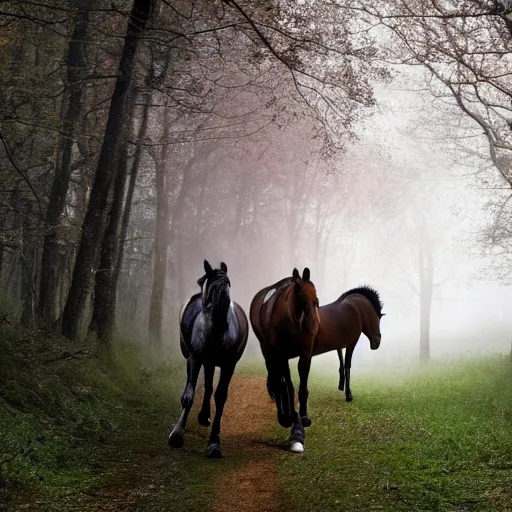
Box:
[89,90,135,341]
[148,100,172,350]
[90,90,152,343]
[62,0,155,340]
[415,212,434,363]
[38,2,90,324]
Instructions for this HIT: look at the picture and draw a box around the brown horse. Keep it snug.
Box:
[251,281,383,453]
[250,268,320,453]
[315,286,384,403]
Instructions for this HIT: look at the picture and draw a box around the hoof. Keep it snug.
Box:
[346,394,353,403]
[301,416,312,428]
[168,428,184,448]
[338,383,344,391]
[198,412,211,427]
[206,442,222,459]
[290,441,304,453]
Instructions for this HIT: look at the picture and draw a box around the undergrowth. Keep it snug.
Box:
[0,322,222,511]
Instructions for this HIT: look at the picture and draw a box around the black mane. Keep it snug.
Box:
[339,286,383,316]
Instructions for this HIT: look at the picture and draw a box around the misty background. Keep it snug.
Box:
[1,1,511,375]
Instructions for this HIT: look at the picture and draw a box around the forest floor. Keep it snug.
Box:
[2,323,512,511]
[65,374,281,512]
[0,323,284,512]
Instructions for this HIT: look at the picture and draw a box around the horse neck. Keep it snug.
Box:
[325,296,375,335]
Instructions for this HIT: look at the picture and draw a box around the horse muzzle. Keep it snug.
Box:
[370,336,381,350]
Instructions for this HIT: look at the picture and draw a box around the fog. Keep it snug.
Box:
[3,2,511,374]
[147,78,512,373]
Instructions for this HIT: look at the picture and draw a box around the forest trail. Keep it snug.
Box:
[48,374,282,512]
[210,375,280,512]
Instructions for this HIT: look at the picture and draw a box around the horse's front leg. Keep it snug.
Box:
[344,345,354,402]
[206,364,235,458]
[290,414,305,453]
[198,364,214,427]
[168,355,201,448]
[298,355,312,427]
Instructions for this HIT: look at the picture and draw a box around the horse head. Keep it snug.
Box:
[264,268,320,428]
[197,259,231,328]
[293,267,320,335]
[369,311,384,350]
[355,286,384,350]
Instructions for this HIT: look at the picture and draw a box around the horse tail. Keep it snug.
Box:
[179,331,190,359]
[178,301,190,358]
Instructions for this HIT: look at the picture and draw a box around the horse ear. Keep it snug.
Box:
[204,259,213,275]
[220,261,228,273]
[292,268,300,279]
[302,267,310,282]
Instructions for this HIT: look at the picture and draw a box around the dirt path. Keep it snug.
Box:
[54,375,281,512]
[207,375,280,512]
[36,374,280,512]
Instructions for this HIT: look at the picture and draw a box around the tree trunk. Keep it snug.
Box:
[89,134,130,340]
[418,222,434,363]
[89,86,139,342]
[285,164,310,269]
[62,0,154,340]
[115,96,151,282]
[39,4,89,325]
[148,103,171,350]
[20,203,38,325]
[91,92,151,342]
[232,169,250,236]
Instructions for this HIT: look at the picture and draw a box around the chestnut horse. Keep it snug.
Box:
[250,268,320,453]
[251,281,383,453]
[168,260,249,458]
[315,286,384,403]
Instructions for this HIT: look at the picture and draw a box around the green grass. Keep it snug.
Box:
[275,358,512,512]
[0,323,246,511]
[3,319,512,512]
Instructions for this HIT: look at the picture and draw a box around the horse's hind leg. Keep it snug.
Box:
[298,356,312,427]
[169,355,201,448]
[337,349,344,391]
[344,346,354,402]
[206,364,235,458]
[198,364,214,427]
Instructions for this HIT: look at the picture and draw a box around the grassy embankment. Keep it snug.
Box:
[0,321,255,511]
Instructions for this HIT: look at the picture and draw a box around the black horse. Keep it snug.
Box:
[168,260,249,458]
